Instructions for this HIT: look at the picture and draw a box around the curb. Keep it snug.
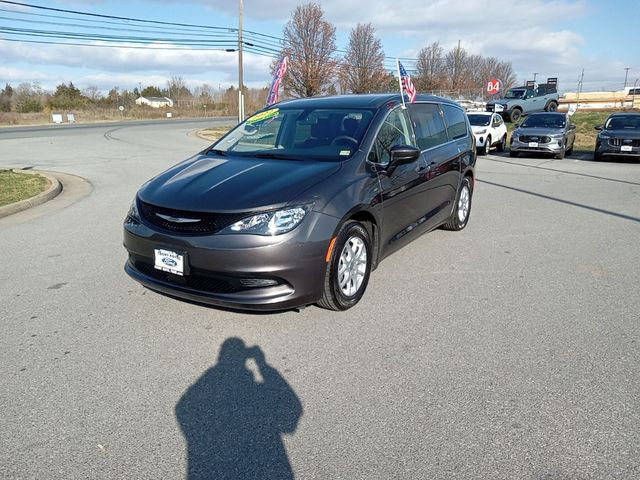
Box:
[0,170,63,219]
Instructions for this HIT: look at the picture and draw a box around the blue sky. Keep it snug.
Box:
[0,0,638,94]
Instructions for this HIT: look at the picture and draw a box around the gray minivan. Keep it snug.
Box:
[123,94,476,311]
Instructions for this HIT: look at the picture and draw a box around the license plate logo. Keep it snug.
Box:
[154,249,185,276]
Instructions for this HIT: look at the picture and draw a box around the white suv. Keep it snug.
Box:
[467,112,508,155]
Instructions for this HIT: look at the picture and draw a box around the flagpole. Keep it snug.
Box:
[396,58,406,109]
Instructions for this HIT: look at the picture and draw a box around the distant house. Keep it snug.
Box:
[135,96,174,108]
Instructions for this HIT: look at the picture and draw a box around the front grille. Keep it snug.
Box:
[132,257,283,294]
[519,135,551,143]
[138,200,249,236]
[609,138,640,147]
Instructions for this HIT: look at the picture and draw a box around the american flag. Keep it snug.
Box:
[266,56,288,106]
[398,61,417,103]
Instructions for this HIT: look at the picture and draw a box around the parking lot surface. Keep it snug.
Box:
[1,120,639,479]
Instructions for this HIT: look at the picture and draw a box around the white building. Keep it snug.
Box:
[135,96,174,108]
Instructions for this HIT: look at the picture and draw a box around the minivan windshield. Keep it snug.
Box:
[605,115,640,130]
[467,114,491,126]
[211,107,376,161]
[521,114,566,128]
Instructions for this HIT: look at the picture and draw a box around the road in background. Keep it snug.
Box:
[1,120,639,479]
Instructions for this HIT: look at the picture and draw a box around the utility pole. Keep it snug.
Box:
[632,78,639,109]
[575,68,584,112]
[533,72,538,83]
[238,0,244,123]
[623,67,631,90]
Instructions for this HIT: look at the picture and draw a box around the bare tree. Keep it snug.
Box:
[493,60,517,89]
[340,23,387,93]
[83,85,102,102]
[444,42,468,90]
[279,3,337,97]
[166,76,192,100]
[415,41,445,92]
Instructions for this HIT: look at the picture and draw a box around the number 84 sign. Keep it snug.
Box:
[487,79,502,95]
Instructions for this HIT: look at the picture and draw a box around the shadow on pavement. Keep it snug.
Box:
[176,338,303,480]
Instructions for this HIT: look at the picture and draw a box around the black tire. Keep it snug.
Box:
[566,144,573,156]
[554,149,565,160]
[545,101,558,112]
[509,149,519,157]
[442,176,473,231]
[593,151,602,161]
[481,135,491,155]
[317,221,372,311]
[496,134,506,152]
[509,108,522,123]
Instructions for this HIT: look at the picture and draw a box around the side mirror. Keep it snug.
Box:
[594,125,603,131]
[389,145,420,167]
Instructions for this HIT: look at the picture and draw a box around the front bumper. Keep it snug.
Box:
[596,143,640,158]
[510,137,564,154]
[123,211,338,311]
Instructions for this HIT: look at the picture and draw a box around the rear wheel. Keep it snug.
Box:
[509,108,522,123]
[442,177,472,231]
[317,221,372,311]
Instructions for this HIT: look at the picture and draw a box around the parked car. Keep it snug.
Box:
[509,112,576,159]
[467,112,508,155]
[486,80,560,123]
[593,113,640,161]
[123,94,476,311]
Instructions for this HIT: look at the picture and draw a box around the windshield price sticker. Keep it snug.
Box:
[246,108,279,125]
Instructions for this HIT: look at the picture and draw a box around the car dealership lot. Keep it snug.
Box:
[1,121,639,479]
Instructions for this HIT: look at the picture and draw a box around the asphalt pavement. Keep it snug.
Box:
[1,119,639,479]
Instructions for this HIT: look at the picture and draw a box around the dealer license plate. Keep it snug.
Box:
[528,142,539,148]
[154,249,185,276]
[621,145,632,152]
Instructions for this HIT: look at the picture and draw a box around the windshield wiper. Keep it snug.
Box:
[253,152,295,160]
[207,148,228,156]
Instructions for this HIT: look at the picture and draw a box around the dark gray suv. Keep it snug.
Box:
[123,94,476,311]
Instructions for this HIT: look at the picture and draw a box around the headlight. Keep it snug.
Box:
[476,129,487,135]
[125,197,141,224]
[223,205,311,235]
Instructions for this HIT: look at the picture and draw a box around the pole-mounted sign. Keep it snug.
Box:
[487,79,502,95]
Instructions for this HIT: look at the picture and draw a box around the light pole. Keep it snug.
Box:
[533,72,538,83]
[632,78,639,109]
[238,0,244,123]
[623,67,631,90]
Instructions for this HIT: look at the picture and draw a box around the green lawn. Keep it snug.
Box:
[0,170,49,207]
[506,110,613,152]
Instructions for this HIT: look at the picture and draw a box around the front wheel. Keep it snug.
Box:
[509,108,522,123]
[317,221,372,311]
[481,136,491,155]
[442,177,473,231]
[545,101,558,112]
[496,134,507,152]
[509,150,519,157]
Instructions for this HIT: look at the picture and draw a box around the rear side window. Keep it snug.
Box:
[409,103,448,150]
[442,104,468,140]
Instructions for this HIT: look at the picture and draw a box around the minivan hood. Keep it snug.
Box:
[138,154,341,212]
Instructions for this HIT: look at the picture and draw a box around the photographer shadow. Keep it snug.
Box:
[176,338,302,480]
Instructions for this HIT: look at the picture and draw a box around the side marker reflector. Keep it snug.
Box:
[325,237,337,263]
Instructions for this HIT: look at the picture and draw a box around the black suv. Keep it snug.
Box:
[594,113,640,161]
[123,94,476,311]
